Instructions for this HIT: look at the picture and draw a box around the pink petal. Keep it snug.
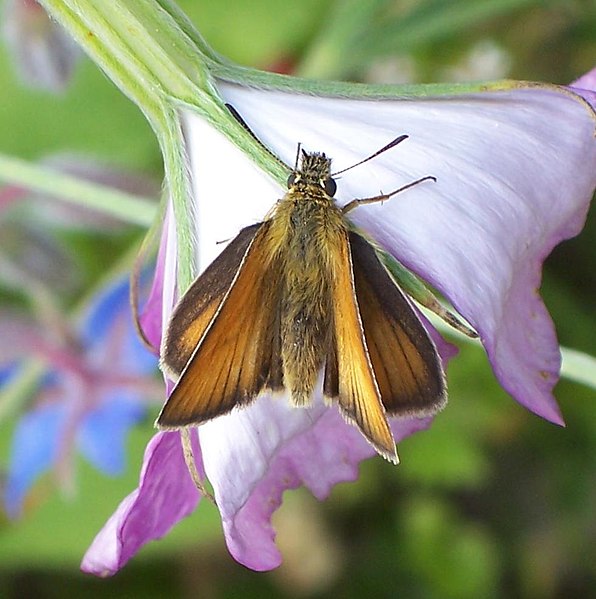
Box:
[197,389,431,571]
[570,66,596,108]
[138,211,170,350]
[81,430,201,576]
[217,406,432,570]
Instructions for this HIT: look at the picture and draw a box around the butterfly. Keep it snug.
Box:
[157,133,447,463]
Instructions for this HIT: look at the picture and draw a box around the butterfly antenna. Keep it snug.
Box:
[332,134,409,176]
[225,103,288,169]
[294,143,303,171]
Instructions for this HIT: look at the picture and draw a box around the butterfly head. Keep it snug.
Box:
[287,150,337,197]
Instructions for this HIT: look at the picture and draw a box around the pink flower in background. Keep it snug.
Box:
[2,0,81,92]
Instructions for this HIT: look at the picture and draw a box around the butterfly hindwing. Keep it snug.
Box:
[157,221,283,428]
[324,230,397,462]
[349,231,446,416]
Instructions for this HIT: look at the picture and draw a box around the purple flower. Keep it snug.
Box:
[82,72,596,575]
[2,277,158,517]
[2,0,81,92]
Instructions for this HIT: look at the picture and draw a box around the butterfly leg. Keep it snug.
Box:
[180,428,216,504]
[342,175,436,214]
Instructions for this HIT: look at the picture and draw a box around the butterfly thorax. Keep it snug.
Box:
[264,152,347,406]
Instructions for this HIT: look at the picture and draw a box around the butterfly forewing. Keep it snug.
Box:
[157,221,283,427]
[349,231,446,416]
[161,223,262,377]
[324,231,397,462]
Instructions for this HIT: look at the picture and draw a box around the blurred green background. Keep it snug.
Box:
[0,0,595,597]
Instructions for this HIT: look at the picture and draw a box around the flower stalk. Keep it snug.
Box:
[0,154,155,227]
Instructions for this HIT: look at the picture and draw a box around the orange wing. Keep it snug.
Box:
[157,221,283,428]
[349,231,446,416]
[161,223,261,377]
[324,231,397,462]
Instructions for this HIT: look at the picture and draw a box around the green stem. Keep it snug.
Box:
[0,154,156,227]
[560,347,596,391]
[37,0,213,290]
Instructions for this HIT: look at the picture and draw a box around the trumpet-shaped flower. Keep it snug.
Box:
[82,68,596,575]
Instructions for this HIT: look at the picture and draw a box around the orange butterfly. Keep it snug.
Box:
[158,137,446,463]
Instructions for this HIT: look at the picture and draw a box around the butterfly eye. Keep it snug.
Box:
[323,177,337,196]
[287,172,297,188]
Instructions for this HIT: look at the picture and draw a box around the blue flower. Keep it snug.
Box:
[4,276,158,517]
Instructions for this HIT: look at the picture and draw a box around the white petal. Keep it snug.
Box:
[181,112,281,270]
[199,390,327,512]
